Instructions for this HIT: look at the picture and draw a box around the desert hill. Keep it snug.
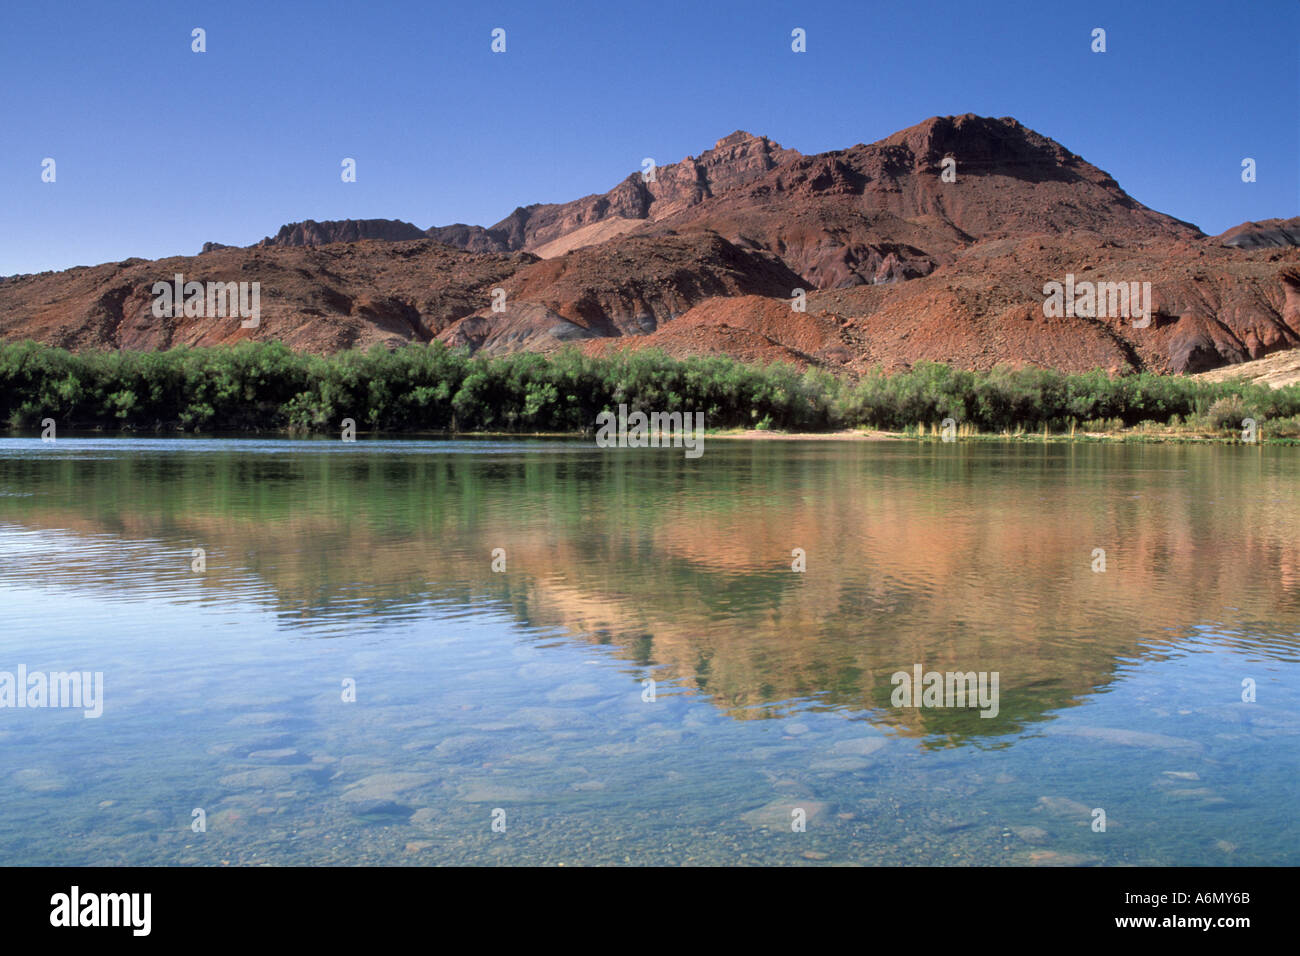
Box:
[3,115,1297,376]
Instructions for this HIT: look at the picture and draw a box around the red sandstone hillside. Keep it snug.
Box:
[2,116,1297,375]
[597,240,1300,375]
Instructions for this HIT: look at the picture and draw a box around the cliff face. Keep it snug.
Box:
[4,117,1297,375]
[254,219,427,248]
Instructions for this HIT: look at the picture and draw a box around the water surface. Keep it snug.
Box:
[0,438,1296,865]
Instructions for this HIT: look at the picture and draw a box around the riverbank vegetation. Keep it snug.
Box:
[2,340,1299,440]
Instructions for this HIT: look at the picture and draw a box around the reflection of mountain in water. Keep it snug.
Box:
[2,440,1298,746]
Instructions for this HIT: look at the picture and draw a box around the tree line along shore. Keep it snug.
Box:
[2,340,1298,441]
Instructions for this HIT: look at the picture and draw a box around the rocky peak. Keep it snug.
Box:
[713,130,765,149]
[880,114,1079,174]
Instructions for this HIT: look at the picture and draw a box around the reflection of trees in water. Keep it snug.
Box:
[2,442,1298,744]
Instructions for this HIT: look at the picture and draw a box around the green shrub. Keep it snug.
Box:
[1205,396,1249,430]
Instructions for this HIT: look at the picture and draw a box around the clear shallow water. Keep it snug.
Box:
[0,437,1296,866]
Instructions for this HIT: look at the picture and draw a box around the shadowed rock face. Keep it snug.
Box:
[423,222,513,253]
[438,232,811,352]
[4,115,1298,375]
[1217,217,1300,249]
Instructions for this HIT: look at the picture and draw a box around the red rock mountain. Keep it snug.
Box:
[3,115,1297,375]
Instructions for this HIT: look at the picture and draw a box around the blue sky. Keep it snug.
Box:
[2,0,1296,275]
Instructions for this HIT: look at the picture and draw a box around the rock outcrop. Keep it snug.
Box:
[1217,217,1300,249]
[255,218,427,247]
